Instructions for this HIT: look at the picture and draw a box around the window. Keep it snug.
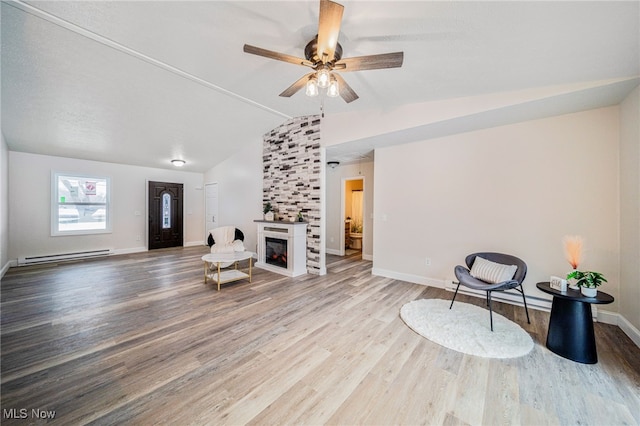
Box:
[52,172,111,235]
[162,193,171,229]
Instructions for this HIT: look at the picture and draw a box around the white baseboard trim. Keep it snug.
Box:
[1,260,12,278]
[371,268,445,288]
[618,314,640,347]
[596,309,618,326]
[113,247,147,256]
[362,253,373,261]
[326,248,341,256]
[185,240,204,248]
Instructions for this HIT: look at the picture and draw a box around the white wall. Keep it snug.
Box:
[203,138,263,254]
[373,107,620,310]
[325,161,374,259]
[8,152,204,261]
[1,133,9,275]
[619,85,640,334]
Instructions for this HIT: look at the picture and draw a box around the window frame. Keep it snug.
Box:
[51,171,112,236]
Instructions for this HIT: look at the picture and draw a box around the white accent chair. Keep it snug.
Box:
[206,226,245,267]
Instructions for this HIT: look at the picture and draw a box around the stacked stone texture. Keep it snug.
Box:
[263,115,321,274]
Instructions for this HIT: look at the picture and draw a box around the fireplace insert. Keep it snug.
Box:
[265,237,287,269]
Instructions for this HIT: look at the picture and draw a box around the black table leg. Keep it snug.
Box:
[546,297,597,364]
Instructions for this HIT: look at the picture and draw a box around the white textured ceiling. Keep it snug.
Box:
[2,1,639,171]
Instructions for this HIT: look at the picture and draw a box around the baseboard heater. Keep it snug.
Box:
[444,280,552,311]
[18,249,114,266]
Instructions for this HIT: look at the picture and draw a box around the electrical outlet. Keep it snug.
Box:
[425,257,432,266]
[136,235,141,241]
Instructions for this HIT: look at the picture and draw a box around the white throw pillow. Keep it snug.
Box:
[232,239,245,252]
[470,256,517,284]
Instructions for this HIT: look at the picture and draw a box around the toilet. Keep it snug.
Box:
[349,233,362,250]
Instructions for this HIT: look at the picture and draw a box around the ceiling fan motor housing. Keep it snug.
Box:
[305,36,343,65]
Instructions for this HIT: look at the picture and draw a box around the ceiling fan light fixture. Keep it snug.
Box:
[327,77,340,97]
[316,68,331,88]
[243,0,403,104]
[305,77,319,97]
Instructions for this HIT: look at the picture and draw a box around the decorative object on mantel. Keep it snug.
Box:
[297,211,304,222]
[400,299,534,359]
[263,202,274,221]
[566,270,607,297]
[563,235,584,290]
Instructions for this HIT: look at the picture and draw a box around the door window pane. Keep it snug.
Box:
[162,193,171,229]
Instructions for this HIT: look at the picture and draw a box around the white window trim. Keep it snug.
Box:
[51,171,112,236]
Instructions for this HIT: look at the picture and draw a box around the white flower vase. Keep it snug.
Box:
[581,287,597,297]
[264,211,274,221]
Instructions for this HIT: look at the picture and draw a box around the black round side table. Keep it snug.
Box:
[536,282,614,364]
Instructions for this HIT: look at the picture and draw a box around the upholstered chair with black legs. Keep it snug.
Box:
[450,252,530,331]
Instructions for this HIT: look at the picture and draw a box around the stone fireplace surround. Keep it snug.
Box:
[262,115,321,275]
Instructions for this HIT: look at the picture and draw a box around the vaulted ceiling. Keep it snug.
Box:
[2,1,638,172]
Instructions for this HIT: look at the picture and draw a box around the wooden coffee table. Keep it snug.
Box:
[202,251,254,291]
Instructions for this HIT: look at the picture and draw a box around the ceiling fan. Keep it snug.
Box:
[243,0,404,103]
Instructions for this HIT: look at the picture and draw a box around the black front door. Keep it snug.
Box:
[149,181,183,250]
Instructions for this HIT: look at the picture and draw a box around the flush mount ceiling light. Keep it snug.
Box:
[171,159,186,167]
[327,161,340,169]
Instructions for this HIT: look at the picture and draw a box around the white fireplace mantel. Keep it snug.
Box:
[255,220,307,277]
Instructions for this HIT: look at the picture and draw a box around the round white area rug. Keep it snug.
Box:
[400,298,534,359]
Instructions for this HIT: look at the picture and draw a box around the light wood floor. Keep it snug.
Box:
[1,246,639,425]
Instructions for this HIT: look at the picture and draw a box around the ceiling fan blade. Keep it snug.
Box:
[335,52,404,72]
[333,73,359,103]
[317,0,344,63]
[243,44,314,67]
[279,73,315,97]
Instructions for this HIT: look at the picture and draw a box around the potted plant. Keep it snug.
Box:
[263,202,274,221]
[566,270,607,297]
[297,210,304,222]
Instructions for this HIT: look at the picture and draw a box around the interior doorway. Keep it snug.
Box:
[343,177,364,256]
[204,182,219,236]
[148,181,183,250]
